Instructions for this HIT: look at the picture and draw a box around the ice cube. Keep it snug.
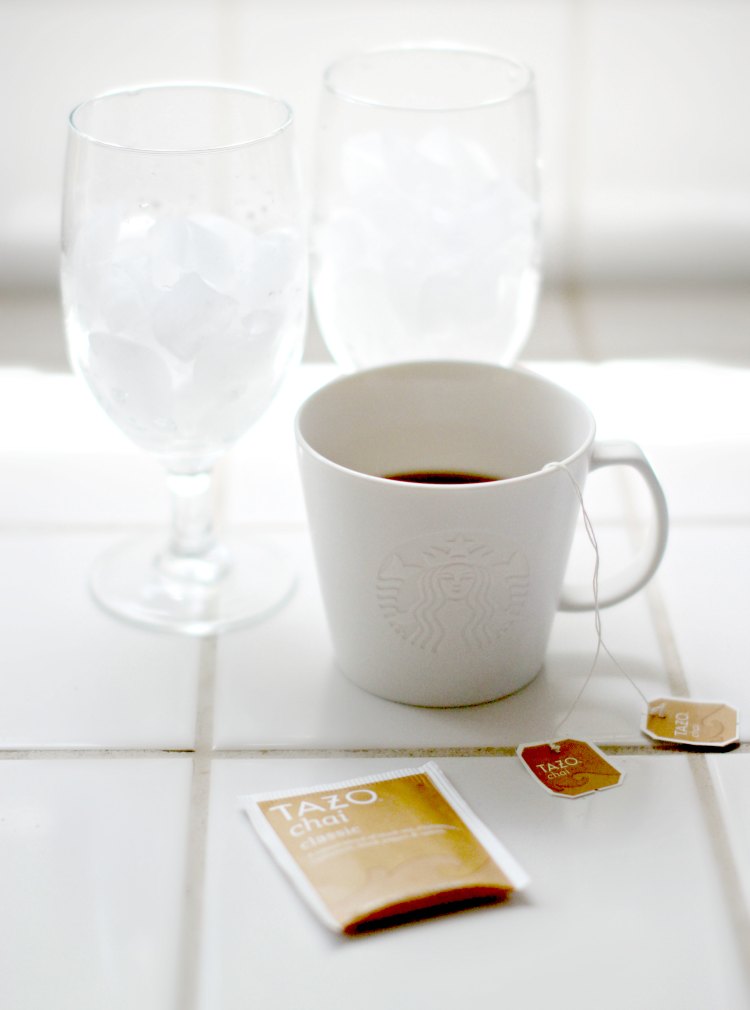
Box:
[240,308,283,339]
[336,129,536,249]
[87,331,174,442]
[150,215,245,290]
[147,217,191,288]
[66,207,129,323]
[70,209,305,422]
[232,228,302,310]
[97,262,154,343]
[152,272,238,362]
[176,331,273,437]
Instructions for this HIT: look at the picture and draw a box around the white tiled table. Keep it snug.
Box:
[1,286,749,1009]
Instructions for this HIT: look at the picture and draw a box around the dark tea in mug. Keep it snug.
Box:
[385,471,503,485]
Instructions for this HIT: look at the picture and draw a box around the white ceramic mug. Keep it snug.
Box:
[295,361,668,706]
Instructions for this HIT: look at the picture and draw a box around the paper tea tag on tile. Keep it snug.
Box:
[517,739,624,798]
[643,697,739,748]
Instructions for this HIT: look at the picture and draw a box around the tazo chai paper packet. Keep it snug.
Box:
[240,762,528,934]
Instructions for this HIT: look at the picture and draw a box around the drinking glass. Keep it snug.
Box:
[61,84,308,633]
[312,46,540,370]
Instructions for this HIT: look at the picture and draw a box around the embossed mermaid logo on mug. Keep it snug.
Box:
[377,534,528,654]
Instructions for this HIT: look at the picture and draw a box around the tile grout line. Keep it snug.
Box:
[199,744,750,759]
[174,634,217,1010]
[688,752,750,989]
[642,575,691,700]
[1,744,747,761]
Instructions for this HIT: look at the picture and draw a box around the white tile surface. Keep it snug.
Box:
[655,526,750,741]
[707,751,750,923]
[0,368,165,524]
[1,450,168,526]
[199,755,749,1010]
[0,532,199,748]
[214,528,666,749]
[0,757,192,1010]
[1,328,749,1010]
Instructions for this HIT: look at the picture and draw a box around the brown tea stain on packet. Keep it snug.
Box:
[249,765,524,933]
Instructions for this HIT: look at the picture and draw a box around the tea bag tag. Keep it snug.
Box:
[642,697,739,748]
[517,739,624,798]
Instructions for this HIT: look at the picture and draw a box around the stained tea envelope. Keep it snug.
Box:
[240,762,528,933]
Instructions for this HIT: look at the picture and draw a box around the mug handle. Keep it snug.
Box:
[558,440,669,612]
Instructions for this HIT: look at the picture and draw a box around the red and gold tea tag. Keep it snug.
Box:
[643,698,739,748]
[517,739,624,799]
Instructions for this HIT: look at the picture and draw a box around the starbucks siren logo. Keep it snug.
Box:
[376,533,529,654]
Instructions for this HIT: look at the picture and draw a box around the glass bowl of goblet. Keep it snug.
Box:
[312,45,540,370]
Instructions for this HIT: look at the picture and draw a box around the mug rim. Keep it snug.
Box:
[295,360,596,487]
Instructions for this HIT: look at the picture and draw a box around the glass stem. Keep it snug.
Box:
[160,469,227,584]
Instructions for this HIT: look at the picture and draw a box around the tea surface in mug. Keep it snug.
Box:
[386,471,504,485]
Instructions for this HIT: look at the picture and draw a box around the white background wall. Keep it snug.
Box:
[2,0,749,289]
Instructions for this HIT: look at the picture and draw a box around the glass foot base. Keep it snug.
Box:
[89,531,296,635]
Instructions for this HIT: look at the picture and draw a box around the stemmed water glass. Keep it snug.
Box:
[312,45,540,370]
[61,84,308,633]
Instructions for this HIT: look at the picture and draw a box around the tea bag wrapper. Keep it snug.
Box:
[240,762,528,934]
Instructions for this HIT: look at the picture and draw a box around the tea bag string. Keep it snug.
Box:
[543,461,649,736]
